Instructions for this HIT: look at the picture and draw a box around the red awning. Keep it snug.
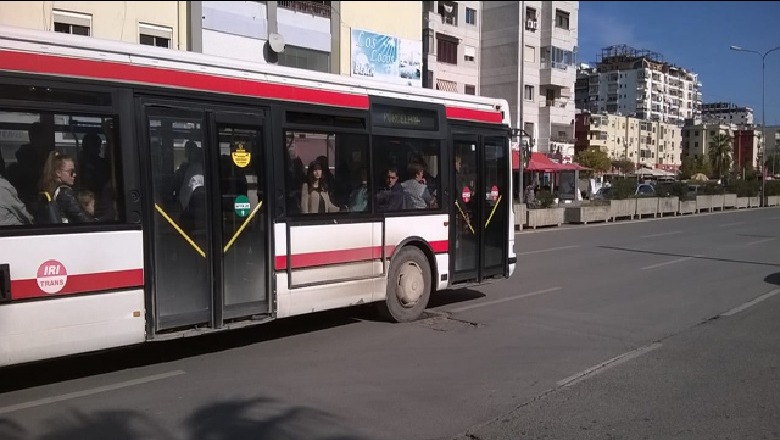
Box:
[525,152,566,172]
[512,150,521,170]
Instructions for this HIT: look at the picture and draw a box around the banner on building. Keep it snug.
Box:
[350,28,422,88]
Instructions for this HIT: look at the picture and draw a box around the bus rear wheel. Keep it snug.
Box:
[380,246,431,323]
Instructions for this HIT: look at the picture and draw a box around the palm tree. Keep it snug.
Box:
[708,133,733,179]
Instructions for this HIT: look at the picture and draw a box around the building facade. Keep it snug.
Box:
[682,122,759,171]
[702,102,754,126]
[422,1,481,95]
[575,112,682,171]
[575,45,702,127]
[481,1,579,162]
[0,1,186,49]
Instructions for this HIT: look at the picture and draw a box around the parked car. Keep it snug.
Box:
[592,183,655,200]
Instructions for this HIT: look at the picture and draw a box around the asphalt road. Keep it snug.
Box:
[1,207,778,440]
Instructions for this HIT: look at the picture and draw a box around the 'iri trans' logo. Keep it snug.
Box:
[37,259,68,294]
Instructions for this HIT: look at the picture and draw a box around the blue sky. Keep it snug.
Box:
[578,1,780,125]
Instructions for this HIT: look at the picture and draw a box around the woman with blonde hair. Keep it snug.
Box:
[39,151,94,223]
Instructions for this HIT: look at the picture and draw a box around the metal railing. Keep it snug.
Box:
[278,1,331,18]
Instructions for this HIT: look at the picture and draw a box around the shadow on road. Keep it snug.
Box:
[764,273,780,286]
[0,306,376,393]
[427,288,485,308]
[600,245,780,268]
[0,397,372,440]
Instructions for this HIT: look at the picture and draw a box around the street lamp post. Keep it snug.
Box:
[730,44,780,206]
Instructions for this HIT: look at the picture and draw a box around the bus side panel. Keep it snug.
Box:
[273,222,381,318]
[383,214,449,292]
[0,289,145,366]
[0,230,145,366]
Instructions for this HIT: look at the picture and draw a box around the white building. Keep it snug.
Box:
[575,45,702,127]
[702,102,754,127]
[481,1,579,162]
[422,1,481,95]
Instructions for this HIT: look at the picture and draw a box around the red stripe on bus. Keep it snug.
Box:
[10,268,144,300]
[274,241,449,270]
[0,50,370,109]
[446,106,503,124]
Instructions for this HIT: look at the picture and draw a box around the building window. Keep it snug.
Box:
[465,7,476,25]
[463,45,475,62]
[53,10,91,36]
[277,45,330,73]
[524,45,535,63]
[524,85,534,101]
[139,23,172,49]
[436,35,458,64]
[464,84,476,95]
[438,1,458,25]
[555,9,570,30]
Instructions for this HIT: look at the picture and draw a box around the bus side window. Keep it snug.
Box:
[0,108,124,227]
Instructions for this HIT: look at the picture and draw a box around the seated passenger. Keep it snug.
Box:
[301,160,339,213]
[39,151,94,223]
[376,167,404,212]
[0,173,33,225]
[400,163,434,209]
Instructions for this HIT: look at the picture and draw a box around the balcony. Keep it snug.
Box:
[539,99,575,126]
[540,62,572,87]
[278,1,331,18]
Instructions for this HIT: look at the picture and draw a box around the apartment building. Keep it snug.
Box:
[702,102,754,126]
[422,1,481,94]
[0,1,185,49]
[682,122,759,170]
[481,1,579,162]
[193,1,422,81]
[575,45,702,127]
[575,112,681,171]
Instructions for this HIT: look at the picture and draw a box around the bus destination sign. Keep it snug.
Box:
[373,104,437,131]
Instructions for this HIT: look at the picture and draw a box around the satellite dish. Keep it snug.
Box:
[269,33,285,53]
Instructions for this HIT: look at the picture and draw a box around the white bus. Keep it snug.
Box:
[0,25,516,367]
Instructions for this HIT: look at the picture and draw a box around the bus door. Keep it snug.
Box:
[450,132,509,283]
[142,104,270,332]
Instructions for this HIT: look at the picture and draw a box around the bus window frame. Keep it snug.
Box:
[0,78,138,237]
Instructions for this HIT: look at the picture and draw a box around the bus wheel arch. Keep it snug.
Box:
[380,241,435,323]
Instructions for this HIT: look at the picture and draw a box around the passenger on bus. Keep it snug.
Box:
[78,190,96,217]
[78,133,112,218]
[400,162,434,209]
[173,140,204,212]
[376,167,404,212]
[7,122,51,207]
[301,160,339,213]
[285,138,305,214]
[0,169,33,226]
[39,151,94,223]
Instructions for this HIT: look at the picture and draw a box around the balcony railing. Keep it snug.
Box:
[278,1,331,18]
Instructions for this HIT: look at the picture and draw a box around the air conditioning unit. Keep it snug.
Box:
[526,20,537,30]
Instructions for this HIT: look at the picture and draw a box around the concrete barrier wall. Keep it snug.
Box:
[564,205,611,224]
[526,207,564,229]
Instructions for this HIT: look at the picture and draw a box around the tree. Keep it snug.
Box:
[679,156,696,180]
[696,155,713,178]
[611,159,635,174]
[575,147,611,175]
[708,134,733,179]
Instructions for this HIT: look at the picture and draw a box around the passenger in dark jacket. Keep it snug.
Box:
[39,151,94,224]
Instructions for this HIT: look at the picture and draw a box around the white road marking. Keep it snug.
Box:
[721,289,780,317]
[450,287,563,313]
[641,256,695,270]
[557,343,662,388]
[516,245,579,256]
[640,231,682,238]
[746,238,775,246]
[0,370,185,415]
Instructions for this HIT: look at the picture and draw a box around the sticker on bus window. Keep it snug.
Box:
[490,185,499,201]
[37,259,68,294]
[232,144,251,168]
[462,186,471,203]
[234,195,251,217]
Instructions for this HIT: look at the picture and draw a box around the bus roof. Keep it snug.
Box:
[0,25,510,126]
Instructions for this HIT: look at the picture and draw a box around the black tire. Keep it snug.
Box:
[379,246,431,323]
